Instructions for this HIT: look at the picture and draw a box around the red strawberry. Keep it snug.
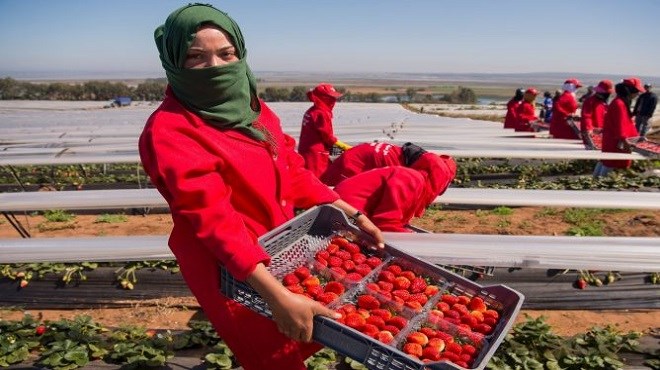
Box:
[454,360,469,368]
[483,317,497,326]
[408,293,428,305]
[436,301,450,313]
[365,256,383,268]
[386,316,408,330]
[445,342,463,355]
[282,273,300,286]
[419,327,437,338]
[306,285,324,298]
[351,253,367,265]
[335,250,352,260]
[294,266,311,280]
[393,276,411,290]
[383,325,400,335]
[409,277,427,293]
[475,323,493,335]
[452,303,469,316]
[301,276,320,289]
[362,323,380,338]
[459,353,473,363]
[404,301,423,311]
[461,314,479,328]
[342,260,356,272]
[436,331,454,343]
[286,284,304,294]
[35,325,47,336]
[338,303,357,315]
[470,310,485,323]
[357,294,381,310]
[444,310,460,319]
[332,237,350,247]
[576,277,588,289]
[462,344,477,355]
[314,258,328,268]
[377,281,394,292]
[365,282,380,294]
[344,242,361,254]
[422,346,441,361]
[354,264,372,277]
[324,281,345,295]
[317,292,339,305]
[366,315,386,329]
[377,270,396,283]
[406,331,429,346]
[386,264,403,275]
[375,330,395,344]
[344,313,366,329]
[424,285,440,297]
[328,256,343,267]
[441,352,459,362]
[483,309,500,321]
[427,337,446,351]
[468,296,488,312]
[392,289,411,301]
[330,266,347,280]
[345,272,363,282]
[441,294,459,305]
[403,343,423,358]
[326,243,340,254]
[457,295,471,305]
[316,250,330,261]
[370,309,393,321]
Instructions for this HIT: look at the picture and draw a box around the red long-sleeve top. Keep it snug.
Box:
[503,98,520,129]
[514,101,537,132]
[601,97,639,169]
[297,95,339,177]
[580,95,608,132]
[550,91,579,139]
[321,142,404,186]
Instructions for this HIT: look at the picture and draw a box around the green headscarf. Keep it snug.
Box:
[154,3,264,141]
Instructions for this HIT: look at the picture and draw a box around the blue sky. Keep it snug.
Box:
[1,0,659,79]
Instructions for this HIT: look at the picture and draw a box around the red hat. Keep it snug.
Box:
[594,80,613,94]
[525,88,539,95]
[622,77,646,93]
[564,78,583,88]
[313,83,343,98]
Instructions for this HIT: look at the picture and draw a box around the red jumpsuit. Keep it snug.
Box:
[549,91,579,139]
[298,92,339,178]
[601,97,639,169]
[514,101,537,132]
[503,98,520,129]
[334,167,430,232]
[139,88,339,370]
[321,142,403,186]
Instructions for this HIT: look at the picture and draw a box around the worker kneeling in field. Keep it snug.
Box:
[334,154,456,232]
[321,141,428,186]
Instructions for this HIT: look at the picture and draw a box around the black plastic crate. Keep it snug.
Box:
[220,205,524,370]
[626,136,660,158]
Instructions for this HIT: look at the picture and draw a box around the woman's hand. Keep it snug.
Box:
[331,199,385,249]
[246,264,340,342]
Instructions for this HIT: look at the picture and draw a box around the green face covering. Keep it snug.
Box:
[154,3,264,141]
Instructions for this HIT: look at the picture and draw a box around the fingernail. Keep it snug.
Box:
[334,312,342,319]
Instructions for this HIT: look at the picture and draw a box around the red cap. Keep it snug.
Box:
[594,80,613,94]
[564,78,583,88]
[622,77,646,93]
[525,88,539,95]
[313,83,343,98]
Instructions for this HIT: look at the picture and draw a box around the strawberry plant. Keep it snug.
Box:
[36,316,108,370]
[114,260,180,290]
[172,320,220,350]
[0,315,41,367]
[105,326,173,369]
[203,341,235,370]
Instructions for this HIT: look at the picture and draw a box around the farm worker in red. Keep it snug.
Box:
[580,80,613,149]
[298,83,351,178]
[550,78,582,139]
[514,88,539,132]
[138,5,384,370]
[593,78,645,177]
[503,88,525,129]
[321,141,427,186]
[334,154,456,232]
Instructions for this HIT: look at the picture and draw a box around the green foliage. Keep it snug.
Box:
[172,320,220,350]
[492,206,514,216]
[0,315,41,367]
[563,208,605,236]
[442,86,477,104]
[204,342,234,369]
[94,213,128,224]
[43,209,75,222]
[0,77,166,101]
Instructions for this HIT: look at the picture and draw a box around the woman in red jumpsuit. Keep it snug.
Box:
[580,80,612,149]
[334,154,457,232]
[298,84,351,178]
[514,88,539,132]
[321,141,427,186]
[550,78,582,139]
[503,88,524,129]
[139,5,383,370]
[593,78,645,177]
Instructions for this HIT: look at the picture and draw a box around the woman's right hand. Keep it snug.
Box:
[269,288,341,342]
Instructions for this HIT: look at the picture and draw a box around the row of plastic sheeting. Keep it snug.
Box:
[2,188,659,212]
[1,234,658,272]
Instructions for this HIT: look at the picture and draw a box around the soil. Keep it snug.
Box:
[1,206,659,337]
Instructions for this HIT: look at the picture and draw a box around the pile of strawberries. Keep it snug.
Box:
[428,294,500,336]
[364,262,441,313]
[334,296,410,344]
[402,326,481,368]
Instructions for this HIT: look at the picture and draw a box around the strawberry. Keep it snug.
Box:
[470,310,485,323]
[366,315,386,329]
[406,331,429,346]
[332,236,350,247]
[392,289,411,301]
[335,250,352,260]
[354,264,372,277]
[436,301,450,313]
[398,270,416,281]
[330,266,347,280]
[377,281,394,292]
[370,309,393,321]
[409,277,427,293]
[344,242,361,254]
[393,276,411,290]
[282,273,299,286]
[344,313,366,329]
[294,266,311,280]
[403,343,423,358]
[404,300,423,311]
[351,253,367,265]
[357,294,380,310]
[338,303,357,315]
[461,314,479,328]
[324,281,345,295]
[362,323,380,338]
[436,331,454,343]
[316,292,339,305]
[457,295,471,305]
[424,285,440,297]
[475,323,493,335]
[427,337,446,351]
[35,325,47,336]
[422,345,441,361]
[365,282,380,294]
[444,310,460,319]
[445,342,463,355]
[365,256,383,268]
[375,330,394,344]
[377,270,396,283]
[459,353,473,363]
[386,316,408,330]
[386,264,403,275]
[440,352,459,362]
[483,309,500,321]
[314,258,328,268]
[428,310,444,323]
[328,256,343,267]
[383,325,400,335]
[342,260,356,272]
[316,250,330,260]
[345,272,363,282]
[145,329,157,337]
[462,344,477,355]
[419,327,437,338]
[452,303,469,316]
[19,280,28,288]
[408,293,428,305]
[483,317,497,326]
[468,296,487,312]
[454,360,469,368]
[576,277,588,289]
[301,276,320,289]
[306,285,324,298]
[441,294,459,305]
[326,243,340,255]
[286,284,304,294]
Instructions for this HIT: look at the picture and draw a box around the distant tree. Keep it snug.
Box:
[444,86,477,104]
[135,81,167,101]
[406,88,417,101]
[289,86,308,102]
